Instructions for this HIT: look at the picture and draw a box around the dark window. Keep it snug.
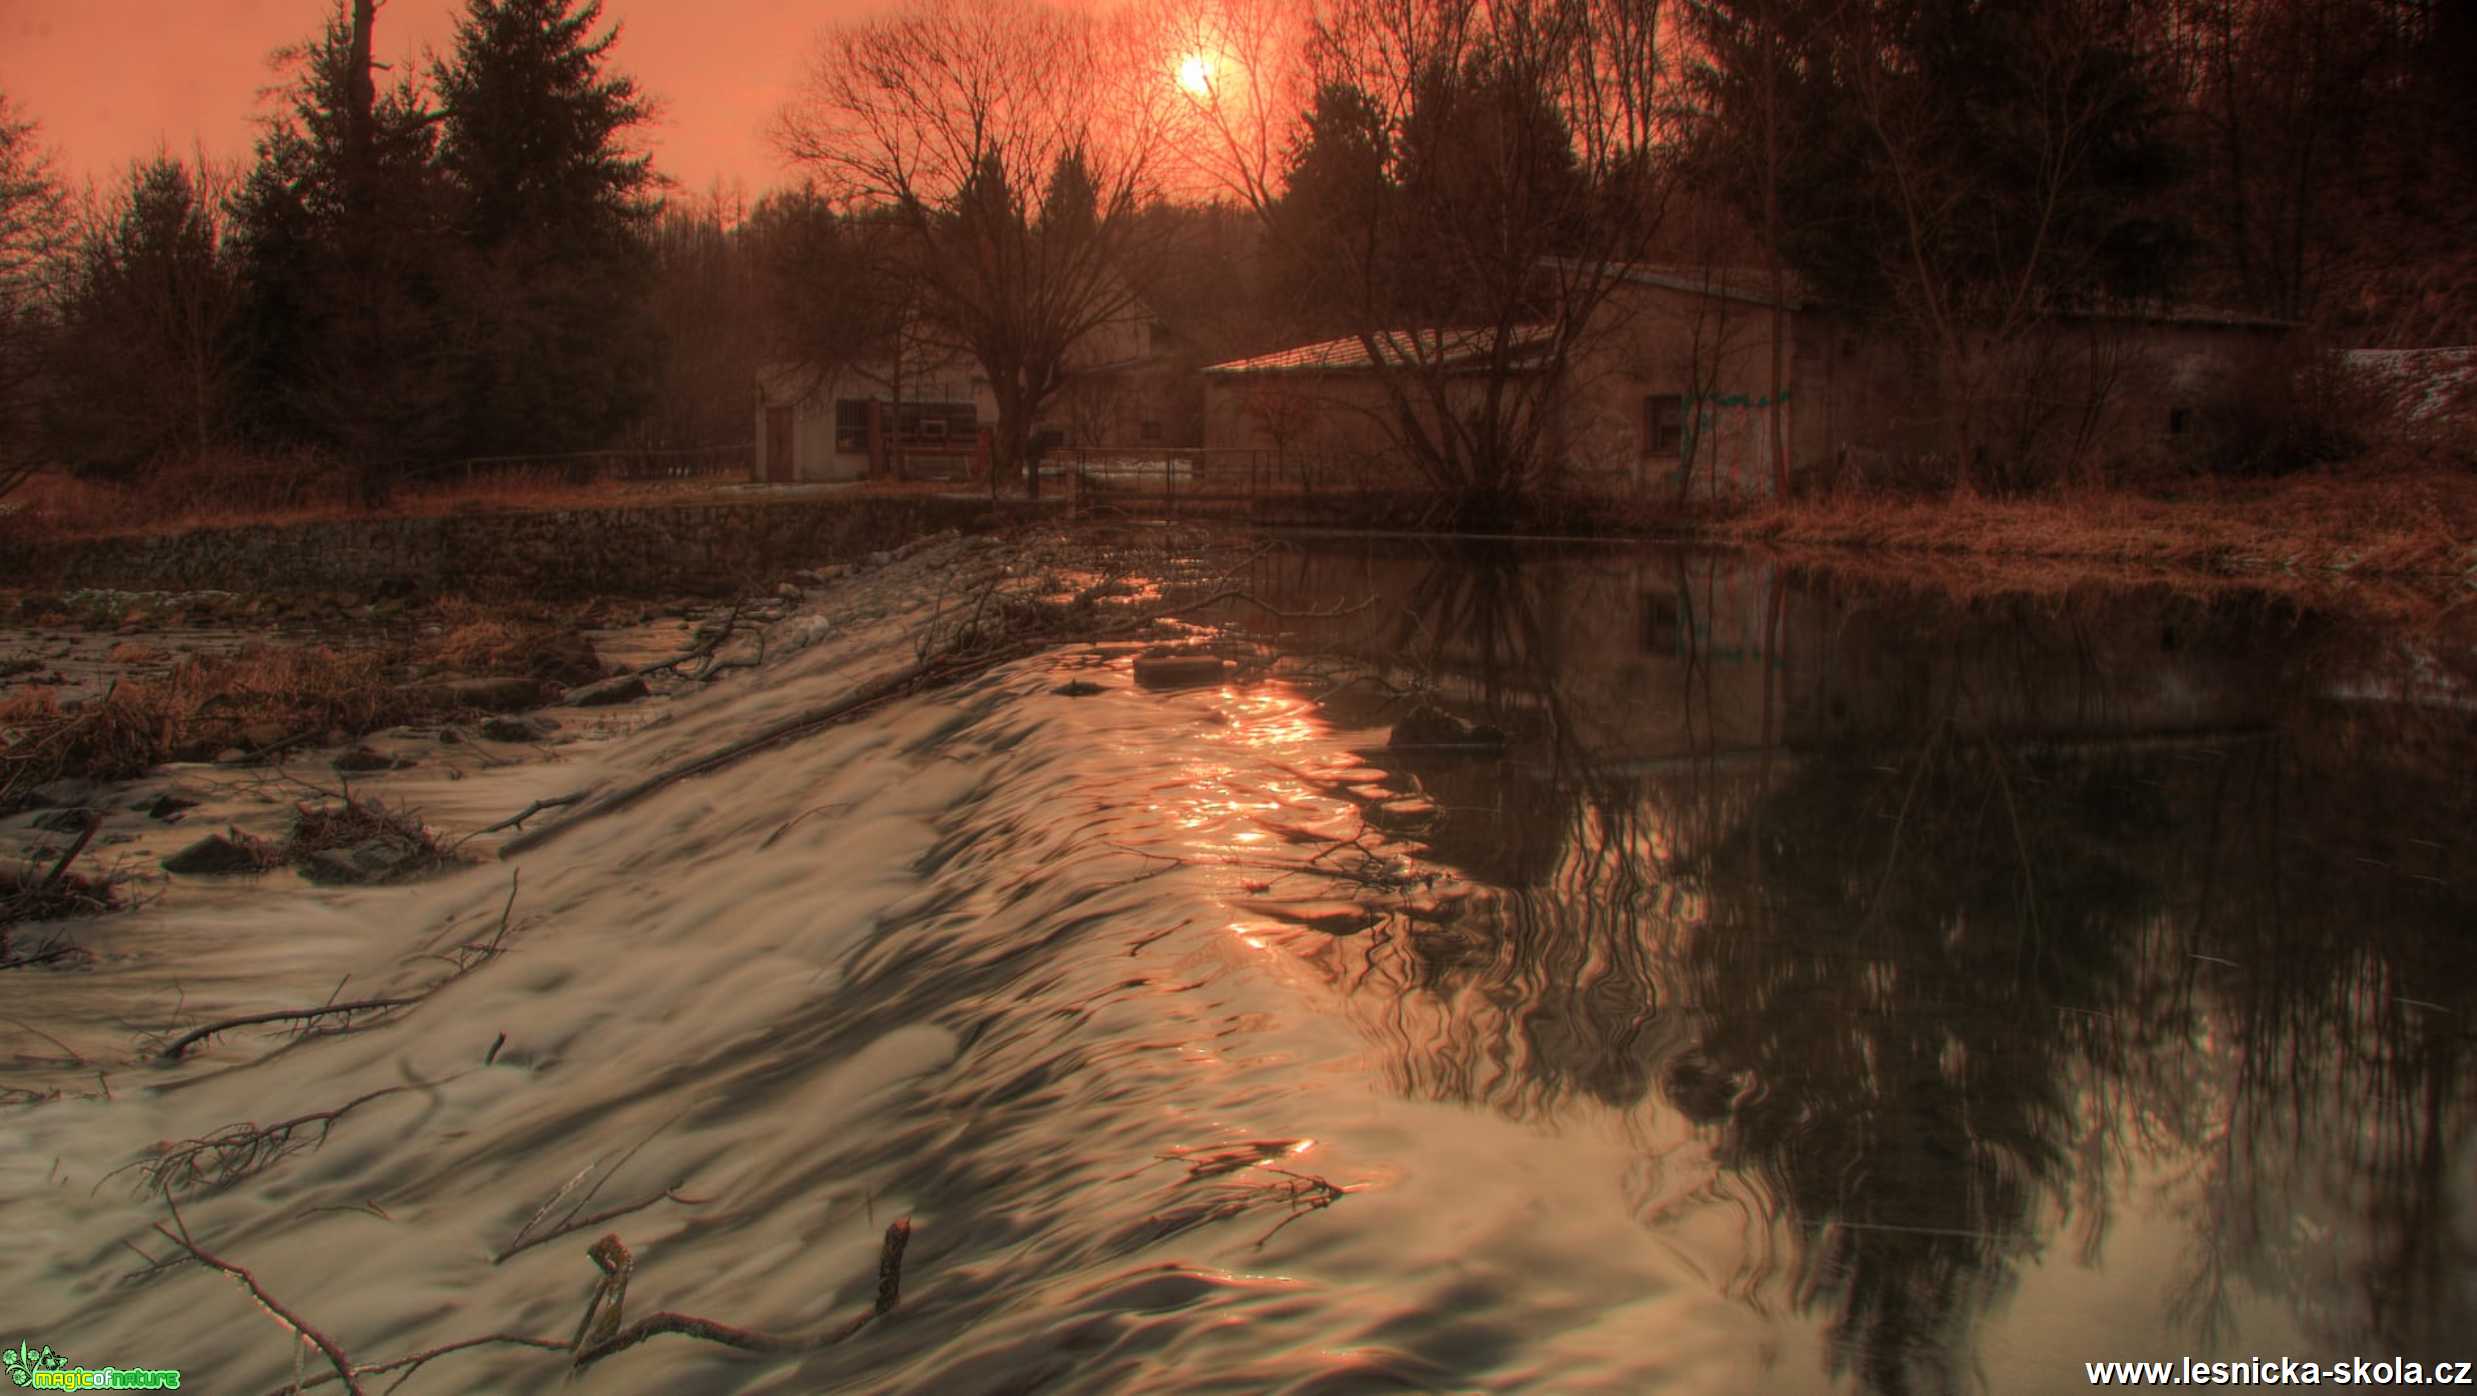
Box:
[2168,406,2192,436]
[1643,394,1687,456]
[833,400,870,453]
[1640,590,1686,655]
[1140,419,1164,443]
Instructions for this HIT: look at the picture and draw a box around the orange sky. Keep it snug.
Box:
[0,0,842,201]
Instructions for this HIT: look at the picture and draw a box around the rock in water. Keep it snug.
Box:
[1132,654,1229,689]
[299,839,421,886]
[132,789,201,820]
[431,675,546,712]
[478,714,558,742]
[1388,704,1507,752]
[162,834,264,875]
[528,631,604,688]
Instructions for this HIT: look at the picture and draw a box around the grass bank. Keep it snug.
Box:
[1705,470,2477,581]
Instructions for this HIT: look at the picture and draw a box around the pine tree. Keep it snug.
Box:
[433,0,658,457]
[45,157,239,475]
[0,92,68,495]
[227,0,457,483]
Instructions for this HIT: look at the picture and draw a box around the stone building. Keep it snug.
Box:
[1202,265,2294,497]
[753,299,1193,484]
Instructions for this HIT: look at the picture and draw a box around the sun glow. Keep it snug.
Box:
[1175,52,1214,97]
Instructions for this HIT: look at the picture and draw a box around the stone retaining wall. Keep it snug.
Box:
[2,495,1019,597]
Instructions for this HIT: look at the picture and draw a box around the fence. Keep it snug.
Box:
[1046,445,1429,521]
[409,441,755,489]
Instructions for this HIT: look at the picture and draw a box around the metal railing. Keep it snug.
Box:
[1044,446,1426,520]
[411,442,756,488]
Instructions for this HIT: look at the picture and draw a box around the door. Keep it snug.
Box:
[765,406,795,483]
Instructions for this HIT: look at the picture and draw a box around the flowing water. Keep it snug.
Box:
[5,537,2474,1394]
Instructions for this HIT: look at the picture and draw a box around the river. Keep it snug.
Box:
[5,535,2472,1393]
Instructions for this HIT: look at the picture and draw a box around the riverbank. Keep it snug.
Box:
[1703,469,2477,582]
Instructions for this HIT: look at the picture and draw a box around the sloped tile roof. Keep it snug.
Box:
[1204,324,1560,376]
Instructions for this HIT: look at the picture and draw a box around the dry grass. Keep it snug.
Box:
[285,796,446,867]
[1,861,125,946]
[1711,470,2477,580]
[0,451,973,545]
[2,645,459,807]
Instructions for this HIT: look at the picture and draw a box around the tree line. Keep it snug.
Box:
[1,0,667,501]
[3,0,2470,510]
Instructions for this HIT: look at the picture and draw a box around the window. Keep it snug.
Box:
[2168,406,2193,436]
[833,399,870,453]
[1140,419,1164,444]
[1643,394,1687,456]
[1640,590,1686,655]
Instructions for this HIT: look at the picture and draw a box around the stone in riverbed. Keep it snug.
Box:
[132,789,202,820]
[29,807,96,834]
[526,631,603,688]
[331,748,416,774]
[1387,705,1507,752]
[1132,653,1230,689]
[478,714,558,742]
[162,834,265,875]
[299,839,422,886]
[430,675,547,713]
[22,779,104,809]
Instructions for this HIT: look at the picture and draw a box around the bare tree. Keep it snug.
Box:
[776,0,1173,496]
[0,91,68,499]
[1182,0,1676,522]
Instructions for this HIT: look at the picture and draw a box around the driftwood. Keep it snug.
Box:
[42,816,99,888]
[449,792,586,850]
[157,998,422,1061]
[568,1220,912,1370]
[110,1082,436,1196]
[151,870,522,1064]
[617,602,747,682]
[152,1191,367,1394]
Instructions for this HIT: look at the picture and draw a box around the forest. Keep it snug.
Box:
[0,0,2469,518]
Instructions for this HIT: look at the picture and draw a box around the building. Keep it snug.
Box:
[1202,265,2296,498]
[753,346,991,484]
[753,299,1192,484]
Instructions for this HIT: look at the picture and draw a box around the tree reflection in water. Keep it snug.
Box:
[1220,541,2477,1393]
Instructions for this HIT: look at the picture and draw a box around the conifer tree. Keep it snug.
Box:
[433,0,659,456]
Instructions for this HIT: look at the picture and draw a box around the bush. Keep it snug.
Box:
[2191,340,2386,476]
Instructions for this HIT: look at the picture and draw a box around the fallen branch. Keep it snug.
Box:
[152,1190,365,1395]
[42,816,99,888]
[451,792,587,848]
[110,1081,433,1196]
[257,1333,573,1396]
[619,603,746,681]
[567,1219,914,1371]
[156,999,423,1062]
[492,1185,703,1264]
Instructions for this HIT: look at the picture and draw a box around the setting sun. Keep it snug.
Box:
[1176,52,1214,97]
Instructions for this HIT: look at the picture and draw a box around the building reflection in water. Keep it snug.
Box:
[1213,539,2477,1393]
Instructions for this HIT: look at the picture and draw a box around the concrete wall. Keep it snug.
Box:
[1562,279,1820,498]
[1206,282,2287,499]
[3,495,1006,599]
